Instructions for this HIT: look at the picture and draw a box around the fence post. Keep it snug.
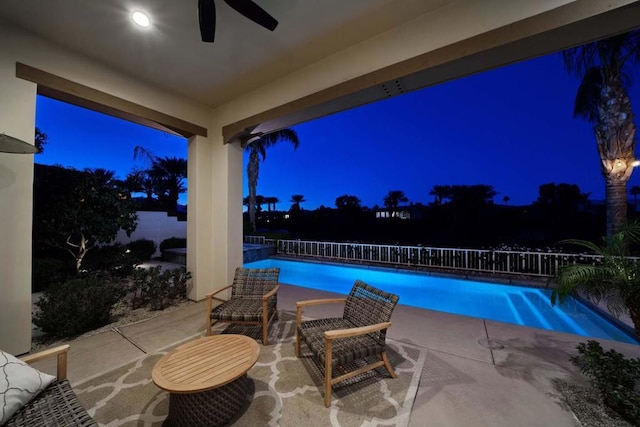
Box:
[492,251,495,274]
[538,253,542,276]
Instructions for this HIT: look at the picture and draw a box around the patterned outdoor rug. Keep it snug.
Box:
[74,315,426,426]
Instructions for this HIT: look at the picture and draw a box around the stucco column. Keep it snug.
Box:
[0,62,36,355]
[187,128,243,301]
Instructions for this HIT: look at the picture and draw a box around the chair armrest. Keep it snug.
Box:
[296,298,347,325]
[324,322,392,340]
[262,284,280,300]
[205,284,233,300]
[296,298,347,308]
[206,285,233,329]
[20,344,70,381]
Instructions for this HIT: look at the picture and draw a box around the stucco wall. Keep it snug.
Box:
[114,211,187,257]
[0,31,37,355]
[0,21,226,354]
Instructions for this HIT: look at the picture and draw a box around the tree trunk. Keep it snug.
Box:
[597,77,636,236]
[605,173,629,236]
[247,150,260,233]
[73,233,89,272]
[626,303,640,341]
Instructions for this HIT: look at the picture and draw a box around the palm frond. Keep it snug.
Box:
[616,221,640,246]
[244,128,299,162]
[562,43,599,76]
[560,238,604,255]
[133,146,156,164]
[553,222,640,331]
[573,67,602,123]
[604,293,628,318]
[260,129,300,149]
[553,264,615,305]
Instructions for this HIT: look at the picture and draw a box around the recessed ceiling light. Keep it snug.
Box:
[131,11,150,28]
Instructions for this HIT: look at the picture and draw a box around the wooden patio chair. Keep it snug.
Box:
[205,267,280,345]
[5,345,96,426]
[295,280,400,407]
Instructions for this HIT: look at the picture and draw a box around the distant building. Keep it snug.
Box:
[374,204,423,220]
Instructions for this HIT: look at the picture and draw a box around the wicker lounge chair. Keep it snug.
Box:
[205,267,280,345]
[6,345,96,427]
[295,280,400,407]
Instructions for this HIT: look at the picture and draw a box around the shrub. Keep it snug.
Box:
[126,239,157,262]
[82,243,137,277]
[32,257,71,292]
[159,237,186,253]
[128,266,191,311]
[570,340,640,425]
[33,274,125,339]
[166,266,191,300]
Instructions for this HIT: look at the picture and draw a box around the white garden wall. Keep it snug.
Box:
[115,211,186,257]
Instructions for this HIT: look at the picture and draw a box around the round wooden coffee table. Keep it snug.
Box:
[152,334,260,427]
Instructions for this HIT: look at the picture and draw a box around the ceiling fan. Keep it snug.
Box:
[198,0,279,43]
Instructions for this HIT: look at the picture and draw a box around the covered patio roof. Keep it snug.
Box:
[1,1,638,142]
[1,0,639,354]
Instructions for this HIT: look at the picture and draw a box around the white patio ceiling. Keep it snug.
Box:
[0,0,451,108]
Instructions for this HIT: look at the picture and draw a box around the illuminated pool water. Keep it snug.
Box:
[245,258,637,345]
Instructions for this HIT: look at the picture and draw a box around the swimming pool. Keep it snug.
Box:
[245,258,638,345]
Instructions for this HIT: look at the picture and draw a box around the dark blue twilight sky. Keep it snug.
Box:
[35,52,640,210]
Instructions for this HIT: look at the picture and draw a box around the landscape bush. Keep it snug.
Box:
[159,237,186,253]
[571,340,640,425]
[165,266,191,300]
[32,257,71,292]
[81,243,137,277]
[128,266,191,311]
[33,274,125,338]
[126,238,157,262]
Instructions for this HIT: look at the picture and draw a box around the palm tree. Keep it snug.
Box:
[245,129,300,232]
[255,195,265,213]
[290,194,306,211]
[133,146,187,212]
[125,168,155,201]
[264,196,279,212]
[562,30,640,236]
[552,221,640,339]
[335,194,362,210]
[383,190,408,216]
[503,195,510,205]
[150,156,187,212]
[429,185,451,206]
[35,127,47,154]
[449,185,497,206]
[86,168,117,185]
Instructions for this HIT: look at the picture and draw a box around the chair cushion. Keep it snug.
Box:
[211,299,273,322]
[298,318,385,369]
[0,350,56,425]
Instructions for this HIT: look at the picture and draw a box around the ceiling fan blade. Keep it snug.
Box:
[223,0,278,31]
[198,0,216,42]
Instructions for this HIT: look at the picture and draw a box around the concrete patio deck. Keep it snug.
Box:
[29,283,640,427]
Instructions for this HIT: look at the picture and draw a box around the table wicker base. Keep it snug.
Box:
[165,374,252,427]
